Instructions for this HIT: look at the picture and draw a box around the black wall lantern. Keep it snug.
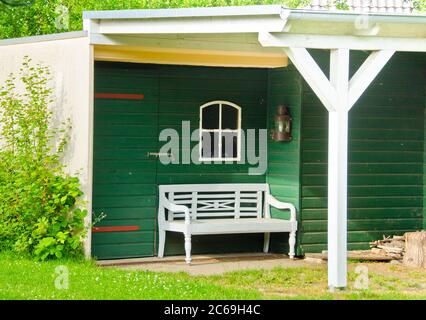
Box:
[271,105,292,142]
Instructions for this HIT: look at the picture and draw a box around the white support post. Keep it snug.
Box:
[327,111,349,289]
[328,49,350,290]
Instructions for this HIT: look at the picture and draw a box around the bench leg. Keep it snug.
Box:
[184,232,192,264]
[289,231,296,259]
[263,233,270,253]
[158,229,166,258]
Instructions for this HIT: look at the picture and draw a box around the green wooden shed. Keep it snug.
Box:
[1,5,425,289]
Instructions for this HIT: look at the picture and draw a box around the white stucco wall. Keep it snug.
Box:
[0,34,94,257]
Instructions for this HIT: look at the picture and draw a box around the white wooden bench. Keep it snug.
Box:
[158,183,297,264]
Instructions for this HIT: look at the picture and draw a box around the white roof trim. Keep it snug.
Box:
[83,6,289,35]
[83,5,285,20]
[83,6,426,39]
[0,31,87,46]
[288,8,426,22]
[83,5,426,22]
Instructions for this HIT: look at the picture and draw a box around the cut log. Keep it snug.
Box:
[371,248,385,255]
[313,250,392,261]
[403,231,426,269]
[377,245,404,254]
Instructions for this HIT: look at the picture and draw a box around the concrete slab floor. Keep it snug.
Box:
[97,253,312,276]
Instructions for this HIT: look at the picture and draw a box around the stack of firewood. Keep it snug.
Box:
[369,235,406,260]
[307,232,425,267]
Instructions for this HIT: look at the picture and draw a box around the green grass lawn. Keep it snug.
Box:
[0,252,425,300]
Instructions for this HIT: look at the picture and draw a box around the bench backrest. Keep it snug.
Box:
[159,183,271,221]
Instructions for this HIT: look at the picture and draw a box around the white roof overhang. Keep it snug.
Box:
[83,5,288,34]
[83,6,291,68]
[83,5,426,52]
[261,9,426,52]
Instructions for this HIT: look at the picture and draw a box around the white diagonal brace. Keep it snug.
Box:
[348,50,395,109]
[283,47,338,112]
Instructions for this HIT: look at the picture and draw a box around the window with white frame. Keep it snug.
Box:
[199,100,241,161]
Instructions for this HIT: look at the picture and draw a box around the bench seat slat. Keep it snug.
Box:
[170,199,258,204]
[164,218,295,235]
[173,212,259,217]
[159,184,269,193]
[173,193,240,199]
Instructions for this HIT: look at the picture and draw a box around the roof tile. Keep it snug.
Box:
[307,0,414,13]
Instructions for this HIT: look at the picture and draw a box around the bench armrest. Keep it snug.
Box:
[266,194,297,222]
[161,196,191,225]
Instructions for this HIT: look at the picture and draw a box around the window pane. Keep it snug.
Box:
[222,132,238,159]
[221,105,238,130]
[201,131,220,158]
[201,105,220,129]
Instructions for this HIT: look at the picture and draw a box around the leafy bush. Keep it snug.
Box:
[0,57,88,260]
[0,0,312,39]
[413,0,426,11]
[1,0,424,39]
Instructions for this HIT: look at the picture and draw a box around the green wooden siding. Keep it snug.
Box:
[92,63,159,259]
[92,53,426,260]
[424,58,426,230]
[300,51,426,253]
[93,62,269,259]
[266,66,303,254]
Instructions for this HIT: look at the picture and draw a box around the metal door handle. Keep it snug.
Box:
[147,152,175,161]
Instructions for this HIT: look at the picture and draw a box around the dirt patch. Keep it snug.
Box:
[204,261,426,299]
